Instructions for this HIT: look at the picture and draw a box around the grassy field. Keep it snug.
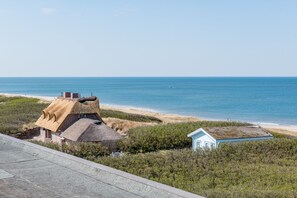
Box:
[100,109,162,123]
[98,139,297,198]
[0,96,47,137]
[118,121,250,153]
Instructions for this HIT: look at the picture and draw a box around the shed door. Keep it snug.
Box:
[196,140,201,148]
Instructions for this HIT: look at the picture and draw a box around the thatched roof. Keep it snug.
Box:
[35,97,100,132]
[205,126,272,140]
[61,118,121,142]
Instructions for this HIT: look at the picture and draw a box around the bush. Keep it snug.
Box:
[62,142,110,160]
[100,109,162,123]
[269,131,295,139]
[118,121,249,153]
[30,140,111,159]
[30,140,61,150]
[98,139,297,198]
[0,96,48,137]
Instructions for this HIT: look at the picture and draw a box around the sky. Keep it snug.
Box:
[0,0,296,77]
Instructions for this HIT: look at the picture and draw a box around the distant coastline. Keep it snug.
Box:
[1,77,296,126]
[1,92,297,135]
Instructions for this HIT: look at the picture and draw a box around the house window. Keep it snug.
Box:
[195,140,201,148]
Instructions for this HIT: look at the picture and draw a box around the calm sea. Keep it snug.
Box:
[0,77,296,125]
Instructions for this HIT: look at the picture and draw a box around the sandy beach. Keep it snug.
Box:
[1,93,297,135]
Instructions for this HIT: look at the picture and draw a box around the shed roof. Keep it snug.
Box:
[35,97,100,132]
[61,118,121,142]
[188,126,273,140]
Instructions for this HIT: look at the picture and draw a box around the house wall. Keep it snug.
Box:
[51,133,63,145]
[191,131,216,150]
[40,128,46,141]
[216,136,273,146]
[39,128,51,143]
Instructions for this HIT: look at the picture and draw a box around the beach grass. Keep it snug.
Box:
[0,96,47,137]
[30,140,111,159]
[98,138,297,198]
[100,109,162,123]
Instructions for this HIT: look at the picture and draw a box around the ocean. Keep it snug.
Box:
[0,77,296,125]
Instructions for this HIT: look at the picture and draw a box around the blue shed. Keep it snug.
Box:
[187,126,273,150]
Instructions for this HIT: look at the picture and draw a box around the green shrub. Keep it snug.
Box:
[101,109,162,123]
[118,121,250,153]
[98,139,297,197]
[269,131,294,139]
[0,96,48,137]
[30,140,110,159]
[62,142,110,160]
[29,140,61,151]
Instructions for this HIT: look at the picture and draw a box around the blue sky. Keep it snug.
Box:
[0,0,296,77]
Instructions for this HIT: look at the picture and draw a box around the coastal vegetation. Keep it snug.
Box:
[2,95,297,197]
[0,96,47,138]
[0,95,161,138]
[100,109,162,123]
[98,139,297,198]
[118,121,250,153]
[30,140,111,159]
[30,131,297,197]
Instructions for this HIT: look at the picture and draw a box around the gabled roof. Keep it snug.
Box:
[35,97,100,132]
[188,126,273,140]
[61,118,121,142]
[187,128,217,142]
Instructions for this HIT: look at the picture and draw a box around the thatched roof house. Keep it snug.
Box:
[35,95,100,132]
[61,118,121,142]
[35,92,122,151]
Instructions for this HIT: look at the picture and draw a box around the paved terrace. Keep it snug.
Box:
[0,134,203,198]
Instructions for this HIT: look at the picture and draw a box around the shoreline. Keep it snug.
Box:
[0,93,200,124]
[1,93,297,134]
